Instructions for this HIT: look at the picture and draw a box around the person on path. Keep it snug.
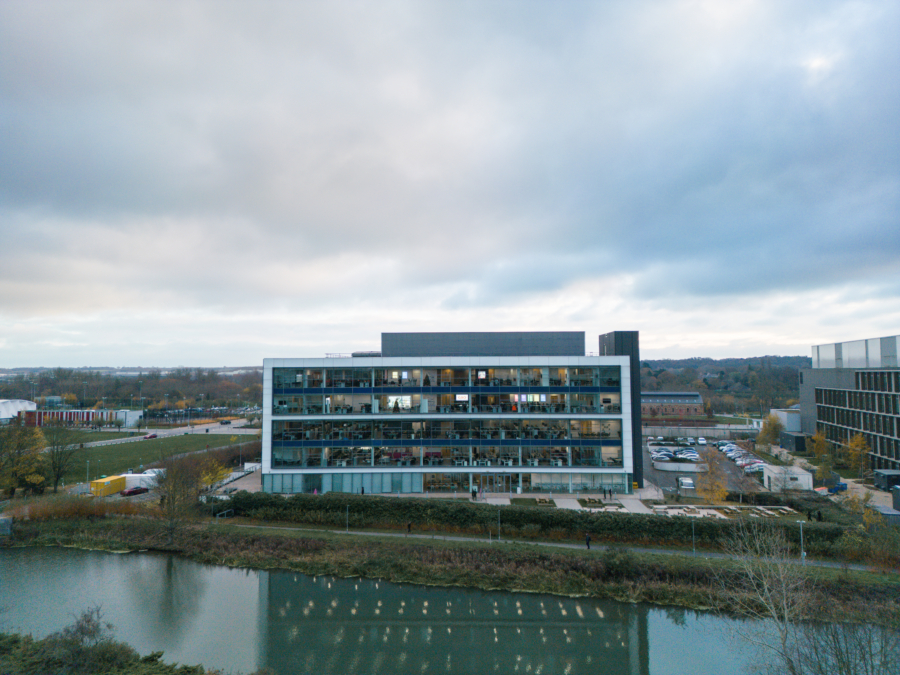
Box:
[807,511,812,521]
[585,533,591,550]
[817,510,823,522]
[407,521,412,535]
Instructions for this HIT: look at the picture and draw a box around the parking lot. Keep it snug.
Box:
[642,437,763,495]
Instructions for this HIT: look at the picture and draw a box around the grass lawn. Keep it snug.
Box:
[64,434,254,484]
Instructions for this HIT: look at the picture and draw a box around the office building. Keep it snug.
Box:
[262,331,642,495]
[800,334,900,472]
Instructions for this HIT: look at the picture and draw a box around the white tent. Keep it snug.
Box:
[0,399,36,424]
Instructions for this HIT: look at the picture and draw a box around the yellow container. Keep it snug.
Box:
[90,475,126,497]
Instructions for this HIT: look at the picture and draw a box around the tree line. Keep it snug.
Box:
[641,355,808,414]
[0,367,262,410]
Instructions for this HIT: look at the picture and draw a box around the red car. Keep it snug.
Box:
[120,486,149,497]
[143,433,157,439]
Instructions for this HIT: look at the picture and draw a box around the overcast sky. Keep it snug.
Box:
[1,1,898,367]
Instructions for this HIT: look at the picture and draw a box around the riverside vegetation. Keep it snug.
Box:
[3,492,899,629]
[0,606,272,675]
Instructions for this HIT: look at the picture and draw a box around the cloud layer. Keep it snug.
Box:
[1,1,898,366]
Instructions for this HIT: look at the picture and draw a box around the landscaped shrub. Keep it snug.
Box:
[223,491,855,557]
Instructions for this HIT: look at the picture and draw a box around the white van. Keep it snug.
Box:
[677,477,695,490]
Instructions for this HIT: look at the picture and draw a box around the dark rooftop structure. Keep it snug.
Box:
[381,332,585,358]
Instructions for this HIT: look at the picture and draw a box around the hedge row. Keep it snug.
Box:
[224,491,852,556]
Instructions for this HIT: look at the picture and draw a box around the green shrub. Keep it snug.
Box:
[223,491,858,558]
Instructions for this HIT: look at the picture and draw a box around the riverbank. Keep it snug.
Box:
[4,514,899,628]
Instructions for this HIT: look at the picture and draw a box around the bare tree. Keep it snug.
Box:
[715,519,899,675]
[155,455,203,544]
[715,519,808,673]
[789,622,899,675]
[42,420,83,493]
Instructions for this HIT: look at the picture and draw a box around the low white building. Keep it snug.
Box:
[762,465,813,493]
[770,407,801,433]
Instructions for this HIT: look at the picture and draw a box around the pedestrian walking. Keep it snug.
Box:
[585,533,591,550]
[407,521,412,535]
[817,510,823,522]
[807,511,812,521]
[361,487,364,495]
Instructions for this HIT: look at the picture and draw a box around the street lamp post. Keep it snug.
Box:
[796,520,806,564]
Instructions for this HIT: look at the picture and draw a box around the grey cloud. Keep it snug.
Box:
[0,1,898,363]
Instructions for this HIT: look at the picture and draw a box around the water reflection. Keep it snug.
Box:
[1,548,751,675]
[263,572,649,675]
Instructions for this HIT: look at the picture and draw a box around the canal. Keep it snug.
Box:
[1,547,753,674]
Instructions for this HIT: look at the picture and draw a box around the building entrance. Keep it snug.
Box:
[476,473,515,494]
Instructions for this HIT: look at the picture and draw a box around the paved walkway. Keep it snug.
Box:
[770,445,893,508]
[618,496,654,514]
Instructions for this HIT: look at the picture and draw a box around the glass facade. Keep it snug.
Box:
[264,360,631,495]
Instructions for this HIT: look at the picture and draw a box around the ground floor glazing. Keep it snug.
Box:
[261,470,632,495]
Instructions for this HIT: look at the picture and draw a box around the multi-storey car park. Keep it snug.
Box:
[262,331,643,495]
[800,334,900,473]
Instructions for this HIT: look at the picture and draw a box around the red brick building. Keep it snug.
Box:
[640,392,704,418]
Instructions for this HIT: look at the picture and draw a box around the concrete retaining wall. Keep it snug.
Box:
[642,426,757,440]
[652,462,708,473]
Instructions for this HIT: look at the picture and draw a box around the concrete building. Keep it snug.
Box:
[800,334,900,473]
[762,465,813,493]
[262,331,642,495]
[770,407,801,433]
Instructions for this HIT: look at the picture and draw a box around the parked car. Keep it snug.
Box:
[120,486,149,497]
[678,477,695,490]
[744,464,766,473]
[686,437,696,445]
[698,437,707,446]
[143,433,157,440]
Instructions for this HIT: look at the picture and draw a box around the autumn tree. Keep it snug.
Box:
[757,414,785,447]
[42,420,83,493]
[846,433,871,480]
[696,447,728,504]
[0,419,47,497]
[806,430,830,461]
